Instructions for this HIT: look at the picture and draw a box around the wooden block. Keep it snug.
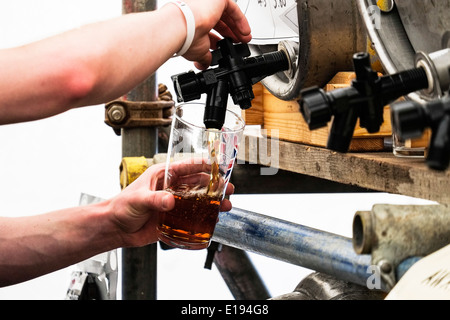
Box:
[348,138,385,152]
[241,83,264,125]
[326,72,356,88]
[406,129,431,148]
[260,72,393,151]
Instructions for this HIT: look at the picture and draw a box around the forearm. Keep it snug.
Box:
[72,6,187,105]
[0,200,119,287]
[0,5,185,124]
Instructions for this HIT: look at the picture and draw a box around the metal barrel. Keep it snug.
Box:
[357,0,450,102]
[244,0,367,101]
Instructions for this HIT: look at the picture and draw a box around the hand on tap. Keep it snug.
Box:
[171,0,252,69]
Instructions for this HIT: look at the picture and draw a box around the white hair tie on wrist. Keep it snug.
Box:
[166,0,196,57]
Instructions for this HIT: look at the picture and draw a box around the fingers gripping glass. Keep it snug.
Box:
[157,103,245,250]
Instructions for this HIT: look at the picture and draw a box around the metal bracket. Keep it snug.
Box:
[67,194,118,300]
[105,99,174,135]
[65,251,118,300]
[352,204,450,290]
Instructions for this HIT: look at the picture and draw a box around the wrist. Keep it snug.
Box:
[164,1,196,57]
[82,199,125,250]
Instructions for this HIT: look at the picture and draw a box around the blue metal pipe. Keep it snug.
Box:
[213,208,382,290]
[397,257,422,280]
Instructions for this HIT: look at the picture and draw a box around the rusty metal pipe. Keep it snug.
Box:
[352,204,450,290]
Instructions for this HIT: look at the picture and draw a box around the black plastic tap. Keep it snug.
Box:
[172,38,289,129]
[391,94,450,171]
[299,52,429,153]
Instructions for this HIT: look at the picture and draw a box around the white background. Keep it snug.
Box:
[0,0,435,300]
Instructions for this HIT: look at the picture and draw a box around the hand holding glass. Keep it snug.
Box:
[157,103,244,250]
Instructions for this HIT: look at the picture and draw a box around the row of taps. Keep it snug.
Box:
[172,38,450,171]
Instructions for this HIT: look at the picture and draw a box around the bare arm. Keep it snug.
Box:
[0,0,251,125]
[0,161,234,287]
[0,202,120,287]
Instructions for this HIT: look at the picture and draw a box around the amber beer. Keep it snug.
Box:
[157,183,221,250]
[159,103,244,250]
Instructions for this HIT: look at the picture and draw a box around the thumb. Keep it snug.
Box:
[145,190,175,212]
[193,52,212,70]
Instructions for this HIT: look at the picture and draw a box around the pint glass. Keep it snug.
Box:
[157,103,245,250]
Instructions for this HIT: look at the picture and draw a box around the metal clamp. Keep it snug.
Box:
[105,83,174,133]
[105,94,175,135]
[105,99,174,133]
[352,204,450,290]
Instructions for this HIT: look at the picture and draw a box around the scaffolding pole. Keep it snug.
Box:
[213,207,418,292]
[121,0,158,300]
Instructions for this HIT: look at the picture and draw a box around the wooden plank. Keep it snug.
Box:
[238,134,450,205]
[231,163,372,194]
